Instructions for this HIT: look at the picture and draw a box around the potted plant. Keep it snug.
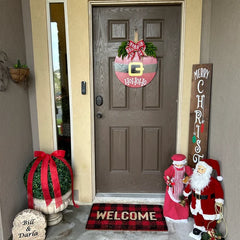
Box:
[23,151,75,226]
[9,59,29,83]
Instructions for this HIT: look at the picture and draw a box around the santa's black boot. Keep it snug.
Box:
[189,227,203,240]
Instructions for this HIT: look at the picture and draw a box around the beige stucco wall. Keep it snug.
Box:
[201,0,240,239]
[30,0,202,203]
[30,1,54,153]
[177,0,202,152]
[0,1,33,239]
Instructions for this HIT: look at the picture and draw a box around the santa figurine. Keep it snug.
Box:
[163,154,193,222]
[183,159,224,240]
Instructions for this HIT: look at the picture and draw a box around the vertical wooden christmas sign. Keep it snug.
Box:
[188,64,213,167]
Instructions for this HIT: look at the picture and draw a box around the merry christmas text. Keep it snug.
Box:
[193,67,210,163]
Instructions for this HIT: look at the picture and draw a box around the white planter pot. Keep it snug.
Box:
[33,190,71,226]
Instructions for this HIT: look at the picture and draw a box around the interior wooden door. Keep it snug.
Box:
[93,5,181,193]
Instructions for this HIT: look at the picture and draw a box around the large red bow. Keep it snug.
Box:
[27,150,79,209]
[126,40,146,60]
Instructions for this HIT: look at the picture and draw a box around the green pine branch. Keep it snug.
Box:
[118,41,128,58]
[145,42,157,58]
[117,41,157,58]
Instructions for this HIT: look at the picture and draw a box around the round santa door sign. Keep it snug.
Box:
[115,40,158,88]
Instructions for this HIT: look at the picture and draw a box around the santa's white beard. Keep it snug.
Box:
[190,169,211,192]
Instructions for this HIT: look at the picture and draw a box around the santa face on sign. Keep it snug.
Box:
[183,159,224,240]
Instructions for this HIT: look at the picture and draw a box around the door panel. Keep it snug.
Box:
[110,127,129,171]
[93,5,181,193]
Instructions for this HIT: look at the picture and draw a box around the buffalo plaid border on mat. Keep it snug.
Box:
[86,203,168,231]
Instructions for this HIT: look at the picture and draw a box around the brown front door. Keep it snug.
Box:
[93,5,181,193]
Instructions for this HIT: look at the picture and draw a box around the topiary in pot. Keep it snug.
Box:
[23,157,71,199]
[23,150,78,226]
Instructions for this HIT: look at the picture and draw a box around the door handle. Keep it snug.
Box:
[96,112,103,119]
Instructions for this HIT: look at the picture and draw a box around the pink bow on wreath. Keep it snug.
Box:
[27,150,79,209]
[126,40,146,60]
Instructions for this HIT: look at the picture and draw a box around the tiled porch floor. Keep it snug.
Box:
[46,205,195,240]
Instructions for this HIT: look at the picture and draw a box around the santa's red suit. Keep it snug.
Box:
[184,159,224,237]
[184,177,224,228]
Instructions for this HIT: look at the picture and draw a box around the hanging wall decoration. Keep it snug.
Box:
[0,50,11,91]
[114,32,158,88]
[188,64,213,167]
[9,60,30,85]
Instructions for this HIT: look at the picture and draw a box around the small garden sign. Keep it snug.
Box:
[12,209,46,240]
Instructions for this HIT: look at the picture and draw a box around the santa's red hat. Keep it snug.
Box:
[171,154,187,165]
[198,159,223,181]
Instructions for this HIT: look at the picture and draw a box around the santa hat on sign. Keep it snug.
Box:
[171,154,187,165]
[198,159,223,181]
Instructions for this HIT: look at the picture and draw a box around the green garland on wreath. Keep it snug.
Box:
[118,41,157,59]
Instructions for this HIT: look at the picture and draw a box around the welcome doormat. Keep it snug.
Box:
[86,203,168,231]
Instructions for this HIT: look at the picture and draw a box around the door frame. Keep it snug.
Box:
[89,0,202,199]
